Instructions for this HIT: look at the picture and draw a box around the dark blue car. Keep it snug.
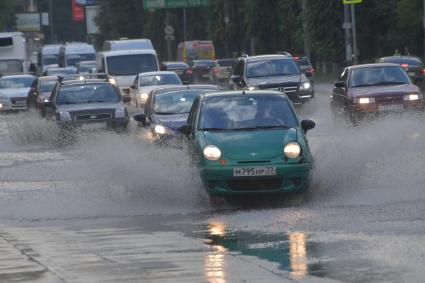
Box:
[133,84,222,144]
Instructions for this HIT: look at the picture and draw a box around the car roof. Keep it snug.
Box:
[244,54,293,61]
[380,55,422,60]
[152,84,222,95]
[203,90,289,99]
[99,49,157,56]
[347,63,401,70]
[138,71,179,76]
[60,79,110,85]
[0,74,36,79]
[39,76,59,81]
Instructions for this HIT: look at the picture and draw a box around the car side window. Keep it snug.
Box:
[133,76,138,88]
[338,69,348,83]
[188,96,200,126]
[144,93,152,118]
[49,84,59,102]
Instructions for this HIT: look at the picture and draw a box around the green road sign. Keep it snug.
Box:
[143,0,208,9]
[343,0,362,4]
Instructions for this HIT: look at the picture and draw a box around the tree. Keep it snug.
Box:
[0,0,15,31]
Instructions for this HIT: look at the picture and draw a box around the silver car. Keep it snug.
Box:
[0,74,36,111]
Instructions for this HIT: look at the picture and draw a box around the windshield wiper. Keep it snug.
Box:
[155,112,179,115]
[201,127,229,131]
[255,125,288,129]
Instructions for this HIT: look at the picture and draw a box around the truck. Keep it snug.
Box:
[102,39,154,51]
[0,32,27,76]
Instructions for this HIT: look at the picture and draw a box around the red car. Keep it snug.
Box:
[331,63,424,122]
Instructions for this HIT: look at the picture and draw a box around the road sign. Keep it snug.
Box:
[343,0,362,4]
[144,0,208,10]
[164,25,174,35]
[165,35,175,41]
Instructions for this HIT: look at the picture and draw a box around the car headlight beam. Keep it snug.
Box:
[284,142,301,159]
[153,124,174,136]
[300,81,311,90]
[203,145,222,161]
[356,97,375,104]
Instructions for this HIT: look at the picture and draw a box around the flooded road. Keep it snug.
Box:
[1,83,425,282]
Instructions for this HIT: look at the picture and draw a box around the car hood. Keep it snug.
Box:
[57,102,123,112]
[203,128,298,161]
[139,84,180,94]
[152,113,188,132]
[0,88,30,98]
[349,84,418,98]
[111,75,136,88]
[247,75,301,87]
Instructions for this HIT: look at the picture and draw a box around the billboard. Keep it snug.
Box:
[85,6,100,34]
[72,0,85,22]
[16,13,41,32]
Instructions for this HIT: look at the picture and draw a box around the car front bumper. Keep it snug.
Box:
[200,162,313,195]
[0,98,28,111]
[58,117,129,131]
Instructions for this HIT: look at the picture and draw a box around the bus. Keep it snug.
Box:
[36,44,62,75]
[58,43,96,68]
[0,32,27,76]
[177,40,216,65]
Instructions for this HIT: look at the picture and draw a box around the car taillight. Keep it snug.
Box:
[309,68,315,74]
[186,69,193,75]
[213,67,219,74]
[401,63,409,69]
[422,68,425,75]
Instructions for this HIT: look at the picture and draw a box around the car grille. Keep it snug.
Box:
[257,82,299,93]
[375,96,403,104]
[227,179,283,191]
[11,97,27,105]
[120,88,130,95]
[75,113,112,121]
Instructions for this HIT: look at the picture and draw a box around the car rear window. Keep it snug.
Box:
[381,57,423,67]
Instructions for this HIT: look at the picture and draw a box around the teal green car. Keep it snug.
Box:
[179,90,315,196]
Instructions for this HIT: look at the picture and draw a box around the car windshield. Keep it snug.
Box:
[247,59,300,78]
[0,59,23,74]
[294,58,311,68]
[166,64,188,70]
[217,59,234,67]
[153,90,203,115]
[194,60,216,67]
[47,68,76,75]
[350,66,411,87]
[107,54,158,76]
[0,77,34,89]
[67,56,80,66]
[56,83,120,105]
[199,94,298,130]
[40,80,57,92]
[78,64,96,73]
[43,55,58,65]
[140,74,182,86]
[78,53,95,61]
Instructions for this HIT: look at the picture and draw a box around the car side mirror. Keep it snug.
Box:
[334,81,345,88]
[301,119,315,133]
[122,96,131,103]
[178,124,191,135]
[133,113,147,124]
[414,77,423,83]
[43,101,54,108]
[130,85,137,90]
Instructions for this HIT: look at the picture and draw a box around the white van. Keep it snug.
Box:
[0,32,27,76]
[36,44,62,75]
[102,39,154,51]
[96,49,159,95]
[58,43,95,68]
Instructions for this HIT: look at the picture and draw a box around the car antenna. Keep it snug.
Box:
[242,90,246,95]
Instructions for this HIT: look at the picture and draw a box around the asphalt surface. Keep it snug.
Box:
[0,83,425,283]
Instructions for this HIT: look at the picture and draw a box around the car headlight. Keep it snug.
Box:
[248,86,258,91]
[109,78,117,85]
[404,93,422,101]
[153,124,174,135]
[300,81,311,90]
[355,97,375,104]
[203,145,222,161]
[59,111,72,121]
[115,107,126,118]
[140,92,149,101]
[284,142,301,159]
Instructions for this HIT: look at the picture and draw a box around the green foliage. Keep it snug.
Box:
[0,0,15,31]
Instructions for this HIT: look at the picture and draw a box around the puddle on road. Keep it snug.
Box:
[200,221,401,283]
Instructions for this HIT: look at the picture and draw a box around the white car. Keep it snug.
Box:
[130,71,182,109]
[0,74,36,111]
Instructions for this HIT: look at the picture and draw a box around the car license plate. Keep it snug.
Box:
[81,122,106,130]
[233,166,277,177]
[202,74,209,78]
[408,72,415,76]
[378,104,403,112]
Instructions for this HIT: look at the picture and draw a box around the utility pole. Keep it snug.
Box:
[223,0,230,57]
[49,0,54,43]
[301,0,310,58]
[165,11,172,61]
[423,0,425,58]
[343,5,352,63]
[183,8,187,41]
[351,4,358,64]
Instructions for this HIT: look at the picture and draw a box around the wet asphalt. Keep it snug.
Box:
[0,83,425,282]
